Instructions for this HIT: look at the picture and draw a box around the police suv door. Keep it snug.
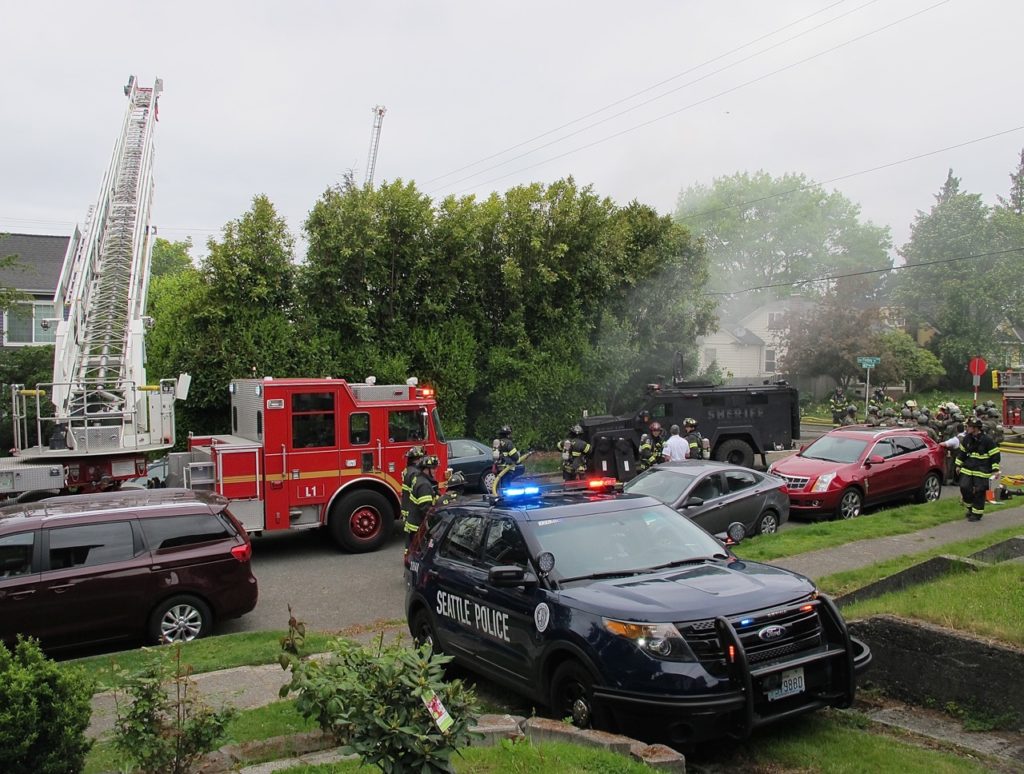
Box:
[430,513,487,658]
[468,517,544,683]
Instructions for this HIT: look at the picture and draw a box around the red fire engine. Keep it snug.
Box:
[168,376,448,552]
[994,368,1024,427]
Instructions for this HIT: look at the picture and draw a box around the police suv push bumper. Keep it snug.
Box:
[591,595,871,741]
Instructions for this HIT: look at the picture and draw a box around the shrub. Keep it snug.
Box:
[280,623,480,773]
[0,636,93,774]
[112,646,236,774]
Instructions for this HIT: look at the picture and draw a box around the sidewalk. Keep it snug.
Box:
[772,500,1024,579]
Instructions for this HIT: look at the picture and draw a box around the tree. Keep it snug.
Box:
[674,171,892,310]
[871,329,945,392]
[894,170,1010,382]
[150,237,194,278]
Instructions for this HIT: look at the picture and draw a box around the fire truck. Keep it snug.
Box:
[2,77,185,500]
[993,368,1024,427]
[167,376,448,552]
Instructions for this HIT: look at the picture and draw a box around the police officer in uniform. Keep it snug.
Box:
[491,425,522,494]
[560,424,592,481]
[840,405,858,426]
[682,418,705,459]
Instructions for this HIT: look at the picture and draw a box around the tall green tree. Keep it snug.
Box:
[894,171,1009,382]
[149,237,194,278]
[871,329,945,392]
[674,171,892,308]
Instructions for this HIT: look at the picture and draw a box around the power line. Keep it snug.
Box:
[442,0,951,197]
[429,0,883,194]
[422,0,854,187]
[702,246,1024,296]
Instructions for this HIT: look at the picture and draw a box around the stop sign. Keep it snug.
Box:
[968,357,988,376]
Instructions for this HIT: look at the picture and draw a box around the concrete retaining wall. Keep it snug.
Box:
[849,615,1024,719]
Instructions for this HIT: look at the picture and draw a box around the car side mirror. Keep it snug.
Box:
[865,455,885,466]
[488,565,538,588]
[682,496,705,508]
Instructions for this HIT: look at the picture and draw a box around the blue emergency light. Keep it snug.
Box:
[501,485,541,499]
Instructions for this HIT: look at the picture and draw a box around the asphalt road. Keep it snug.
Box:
[218,422,1024,637]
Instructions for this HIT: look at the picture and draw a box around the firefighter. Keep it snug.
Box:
[955,417,1001,521]
[682,417,705,460]
[491,425,522,494]
[637,433,657,472]
[647,421,666,462]
[829,387,846,425]
[405,454,440,544]
[560,424,592,481]
[401,446,425,548]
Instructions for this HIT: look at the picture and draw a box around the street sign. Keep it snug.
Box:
[968,357,988,377]
[857,356,881,368]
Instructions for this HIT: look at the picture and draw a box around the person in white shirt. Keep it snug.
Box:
[662,424,689,462]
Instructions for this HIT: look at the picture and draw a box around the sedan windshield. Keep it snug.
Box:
[529,502,727,582]
[623,469,697,504]
[801,435,868,464]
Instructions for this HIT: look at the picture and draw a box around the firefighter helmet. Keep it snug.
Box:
[498,425,512,438]
[571,424,583,436]
[649,421,663,436]
[967,417,984,429]
[418,454,440,468]
[984,400,996,409]
[640,433,651,446]
[987,407,1000,418]
[904,400,918,409]
[683,417,698,428]
[901,408,912,419]
[406,446,424,461]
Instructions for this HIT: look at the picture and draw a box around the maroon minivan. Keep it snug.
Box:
[0,488,258,650]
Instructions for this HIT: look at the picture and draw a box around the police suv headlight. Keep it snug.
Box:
[603,619,696,662]
[811,472,837,492]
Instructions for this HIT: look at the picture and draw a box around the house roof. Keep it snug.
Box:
[729,325,764,346]
[0,233,69,294]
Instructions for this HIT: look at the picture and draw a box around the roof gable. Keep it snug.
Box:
[0,233,69,294]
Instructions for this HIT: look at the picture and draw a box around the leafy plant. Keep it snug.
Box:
[113,645,236,774]
[0,636,93,774]
[280,615,480,773]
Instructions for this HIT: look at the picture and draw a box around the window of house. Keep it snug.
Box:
[291,392,336,449]
[765,349,777,373]
[4,302,57,345]
[767,312,786,330]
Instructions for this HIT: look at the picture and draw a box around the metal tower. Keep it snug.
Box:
[364,105,387,188]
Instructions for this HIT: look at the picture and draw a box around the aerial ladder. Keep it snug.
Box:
[3,76,187,498]
[364,105,386,188]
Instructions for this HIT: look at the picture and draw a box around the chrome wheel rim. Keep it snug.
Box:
[839,492,861,519]
[924,475,941,502]
[159,604,203,642]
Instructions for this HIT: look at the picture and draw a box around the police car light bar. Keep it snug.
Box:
[502,485,541,498]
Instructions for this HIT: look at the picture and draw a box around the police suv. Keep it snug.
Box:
[405,479,871,746]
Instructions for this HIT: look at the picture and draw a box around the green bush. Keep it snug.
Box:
[112,646,236,774]
[280,630,480,773]
[0,636,93,774]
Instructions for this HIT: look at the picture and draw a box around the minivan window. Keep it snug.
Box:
[0,531,36,578]
[141,514,232,550]
[48,521,135,570]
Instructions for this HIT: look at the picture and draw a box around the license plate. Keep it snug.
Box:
[766,667,805,701]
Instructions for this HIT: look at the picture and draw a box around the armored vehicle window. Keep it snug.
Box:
[141,514,232,550]
[439,514,485,564]
[0,531,36,578]
[47,521,135,570]
[389,409,427,443]
[483,518,528,567]
[292,392,336,449]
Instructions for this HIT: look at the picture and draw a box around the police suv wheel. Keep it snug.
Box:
[550,661,608,730]
[329,490,392,553]
[410,608,441,654]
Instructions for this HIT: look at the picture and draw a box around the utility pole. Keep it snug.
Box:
[364,105,386,188]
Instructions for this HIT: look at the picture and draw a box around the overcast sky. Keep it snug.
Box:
[2,1,1021,262]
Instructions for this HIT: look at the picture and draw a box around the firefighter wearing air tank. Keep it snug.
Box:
[955,417,1001,522]
[403,452,439,547]
[491,425,521,494]
[561,424,592,480]
[682,418,705,460]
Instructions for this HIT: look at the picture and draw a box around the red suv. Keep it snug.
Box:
[768,426,945,520]
[0,488,258,650]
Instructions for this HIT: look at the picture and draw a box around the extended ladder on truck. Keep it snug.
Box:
[3,76,186,499]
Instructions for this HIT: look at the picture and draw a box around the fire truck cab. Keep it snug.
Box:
[169,376,447,553]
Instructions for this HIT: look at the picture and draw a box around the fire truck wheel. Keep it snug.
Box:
[714,439,754,468]
[329,490,393,552]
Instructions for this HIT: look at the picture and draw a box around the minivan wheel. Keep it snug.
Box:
[149,595,212,644]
